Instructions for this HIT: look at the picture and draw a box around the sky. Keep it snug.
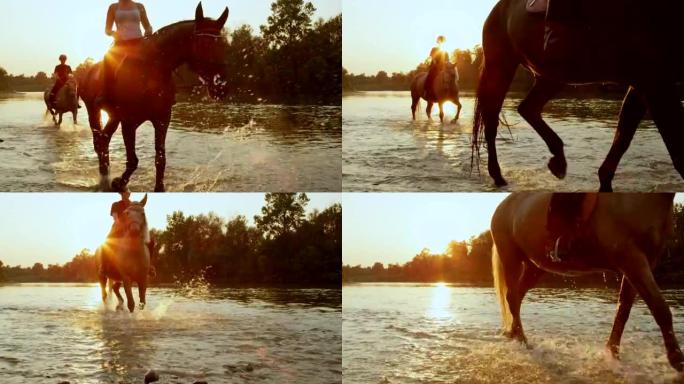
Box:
[0,193,340,267]
[343,193,509,267]
[0,0,341,76]
[343,193,684,267]
[343,0,498,75]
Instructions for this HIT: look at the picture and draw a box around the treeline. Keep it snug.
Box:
[0,193,341,286]
[342,46,627,97]
[343,204,684,288]
[1,0,341,105]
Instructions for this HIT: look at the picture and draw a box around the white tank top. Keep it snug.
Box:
[115,6,143,41]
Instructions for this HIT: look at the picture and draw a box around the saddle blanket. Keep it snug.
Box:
[527,0,548,13]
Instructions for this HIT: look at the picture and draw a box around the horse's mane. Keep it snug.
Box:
[151,20,195,48]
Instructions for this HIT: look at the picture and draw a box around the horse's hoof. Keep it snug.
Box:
[154,184,165,193]
[668,349,684,371]
[116,304,124,311]
[599,184,613,193]
[494,177,508,187]
[111,177,126,193]
[139,302,146,310]
[548,156,567,179]
[606,344,620,360]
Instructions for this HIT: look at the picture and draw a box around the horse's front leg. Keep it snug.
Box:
[438,103,445,124]
[113,281,124,311]
[426,101,434,120]
[73,109,77,125]
[606,275,637,359]
[152,114,171,192]
[99,274,108,303]
[112,121,140,192]
[138,278,147,310]
[122,279,135,313]
[57,113,63,126]
[598,87,646,192]
[454,98,462,122]
[517,77,566,180]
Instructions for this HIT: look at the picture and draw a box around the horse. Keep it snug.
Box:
[490,193,683,371]
[44,76,78,126]
[79,2,230,192]
[410,65,462,123]
[96,194,150,313]
[472,0,684,191]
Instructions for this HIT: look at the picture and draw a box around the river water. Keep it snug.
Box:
[0,92,341,192]
[0,283,341,383]
[342,91,684,192]
[343,283,684,384]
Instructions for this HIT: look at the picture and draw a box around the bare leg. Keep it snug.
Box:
[517,77,566,179]
[606,276,637,359]
[123,279,135,313]
[598,87,646,192]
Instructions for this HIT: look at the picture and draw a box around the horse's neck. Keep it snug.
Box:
[151,21,195,71]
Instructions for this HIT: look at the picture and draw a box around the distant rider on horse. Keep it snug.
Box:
[48,54,73,107]
[424,35,450,102]
[97,0,154,107]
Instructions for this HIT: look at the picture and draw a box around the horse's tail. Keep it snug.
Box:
[492,242,513,332]
[470,0,518,174]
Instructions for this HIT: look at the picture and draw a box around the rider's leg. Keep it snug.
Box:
[546,193,586,261]
[49,81,65,105]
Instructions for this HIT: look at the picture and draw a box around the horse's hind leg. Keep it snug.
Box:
[138,279,147,310]
[454,97,462,122]
[622,250,683,371]
[411,96,419,120]
[598,87,646,192]
[517,77,566,179]
[99,274,107,303]
[492,239,528,344]
[640,82,684,180]
[438,103,445,124]
[606,276,637,359]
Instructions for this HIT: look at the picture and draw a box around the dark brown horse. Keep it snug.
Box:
[97,194,150,313]
[472,0,684,191]
[491,193,683,371]
[79,3,229,192]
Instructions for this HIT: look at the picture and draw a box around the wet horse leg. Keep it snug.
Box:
[411,95,420,120]
[426,101,434,120]
[114,121,140,191]
[638,82,684,181]
[438,102,445,123]
[152,114,170,192]
[138,279,147,310]
[517,77,566,179]
[99,274,107,303]
[622,251,683,371]
[598,87,646,192]
[606,275,637,359]
[113,281,124,311]
[122,279,135,313]
[453,97,462,122]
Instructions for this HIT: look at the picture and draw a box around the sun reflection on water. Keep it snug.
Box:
[428,282,452,319]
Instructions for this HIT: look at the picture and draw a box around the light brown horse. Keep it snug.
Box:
[44,77,78,126]
[473,0,684,191]
[79,3,229,192]
[490,193,683,371]
[411,65,462,123]
[97,194,150,313]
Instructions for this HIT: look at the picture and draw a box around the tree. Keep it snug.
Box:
[0,260,4,281]
[261,0,316,49]
[35,72,48,82]
[255,193,310,239]
[0,66,8,91]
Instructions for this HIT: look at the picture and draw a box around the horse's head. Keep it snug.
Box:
[122,194,149,239]
[190,2,229,100]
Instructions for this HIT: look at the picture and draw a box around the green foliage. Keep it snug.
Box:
[0,66,9,91]
[261,0,316,49]
[255,193,309,239]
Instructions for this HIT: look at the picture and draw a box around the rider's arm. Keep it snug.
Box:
[138,3,153,36]
[105,3,117,39]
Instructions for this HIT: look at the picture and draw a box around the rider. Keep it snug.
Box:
[97,0,154,107]
[49,54,73,106]
[423,35,450,102]
[545,193,595,262]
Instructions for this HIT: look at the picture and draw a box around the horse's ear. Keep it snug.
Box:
[217,7,229,28]
[141,193,148,207]
[195,2,204,22]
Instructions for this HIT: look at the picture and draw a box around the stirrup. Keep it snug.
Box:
[549,237,563,263]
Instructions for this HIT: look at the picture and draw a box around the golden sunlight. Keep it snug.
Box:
[428,282,452,319]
